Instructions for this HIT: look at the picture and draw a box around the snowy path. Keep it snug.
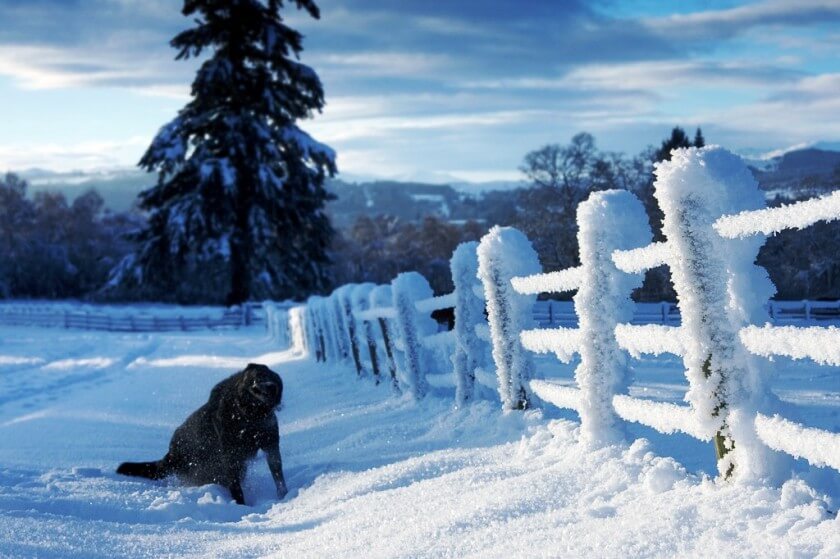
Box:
[0,326,837,558]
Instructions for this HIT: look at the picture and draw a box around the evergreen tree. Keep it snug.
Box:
[654,126,692,162]
[115,0,336,304]
[693,127,705,148]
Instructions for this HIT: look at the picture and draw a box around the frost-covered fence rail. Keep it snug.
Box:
[517,190,652,446]
[283,147,839,481]
[712,190,840,472]
[289,242,493,403]
[0,302,265,332]
[607,147,840,479]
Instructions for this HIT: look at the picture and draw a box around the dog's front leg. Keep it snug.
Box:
[228,477,246,505]
[266,446,288,500]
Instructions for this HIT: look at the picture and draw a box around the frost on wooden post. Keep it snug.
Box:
[450,241,488,404]
[477,226,540,411]
[574,190,651,446]
[315,296,340,363]
[329,289,351,364]
[305,297,325,361]
[336,284,364,376]
[302,302,319,359]
[288,305,307,355]
[263,301,288,347]
[391,272,436,399]
[351,283,379,380]
[654,145,784,481]
[370,284,401,391]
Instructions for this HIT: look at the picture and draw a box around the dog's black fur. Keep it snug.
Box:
[117,363,287,505]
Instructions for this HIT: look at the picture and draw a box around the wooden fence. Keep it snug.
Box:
[283,147,840,483]
[0,302,267,332]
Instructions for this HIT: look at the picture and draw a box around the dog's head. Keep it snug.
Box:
[239,363,283,409]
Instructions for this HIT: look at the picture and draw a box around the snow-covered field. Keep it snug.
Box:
[0,325,837,558]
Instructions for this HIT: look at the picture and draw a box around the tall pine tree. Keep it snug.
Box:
[693,127,705,148]
[116,0,336,305]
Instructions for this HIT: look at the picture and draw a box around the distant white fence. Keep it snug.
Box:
[280,146,839,482]
[0,302,269,332]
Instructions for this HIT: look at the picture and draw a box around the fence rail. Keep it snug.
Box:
[278,146,839,485]
[0,302,270,332]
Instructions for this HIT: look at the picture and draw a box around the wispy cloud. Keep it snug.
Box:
[0,137,150,172]
[645,0,840,41]
[0,0,837,180]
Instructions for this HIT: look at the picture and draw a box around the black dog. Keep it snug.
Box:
[117,363,288,505]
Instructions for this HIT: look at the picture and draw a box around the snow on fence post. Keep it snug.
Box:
[477,226,540,410]
[654,146,781,480]
[450,241,487,404]
[370,285,401,391]
[330,289,351,363]
[391,272,436,399]
[336,284,365,376]
[312,297,330,362]
[288,305,307,354]
[264,301,291,348]
[351,283,379,381]
[573,190,651,445]
[316,296,340,363]
[301,302,318,358]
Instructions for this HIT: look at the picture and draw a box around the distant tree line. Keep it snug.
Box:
[0,173,140,299]
[332,126,840,302]
[2,127,838,303]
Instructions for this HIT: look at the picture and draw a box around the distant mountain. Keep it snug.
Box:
[746,147,840,200]
[20,168,152,212]
[12,142,838,218]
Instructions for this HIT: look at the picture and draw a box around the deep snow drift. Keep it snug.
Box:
[0,325,837,558]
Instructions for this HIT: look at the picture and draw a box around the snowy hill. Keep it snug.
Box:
[746,148,840,199]
[13,143,839,217]
[20,167,153,212]
[0,325,837,557]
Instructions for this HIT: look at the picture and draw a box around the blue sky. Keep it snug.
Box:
[0,0,838,181]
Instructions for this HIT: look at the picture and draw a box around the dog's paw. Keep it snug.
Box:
[276,484,289,500]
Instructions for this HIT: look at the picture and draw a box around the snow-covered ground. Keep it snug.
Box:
[0,325,837,558]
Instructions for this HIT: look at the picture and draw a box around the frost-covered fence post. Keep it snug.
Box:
[308,296,332,362]
[575,190,651,444]
[351,283,379,381]
[370,285,400,391]
[391,272,436,399]
[307,297,326,362]
[288,305,307,354]
[302,302,319,359]
[316,297,340,363]
[336,284,364,376]
[264,302,291,349]
[450,241,487,404]
[654,146,779,479]
[330,289,351,363]
[263,301,280,344]
[477,226,540,410]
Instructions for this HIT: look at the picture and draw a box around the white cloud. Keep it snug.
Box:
[0,137,149,172]
[464,60,801,93]
[309,109,549,143]
[312,51,454,79]
[645,0,840,40]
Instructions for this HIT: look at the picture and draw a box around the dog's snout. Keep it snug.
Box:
[258,382,278,396]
